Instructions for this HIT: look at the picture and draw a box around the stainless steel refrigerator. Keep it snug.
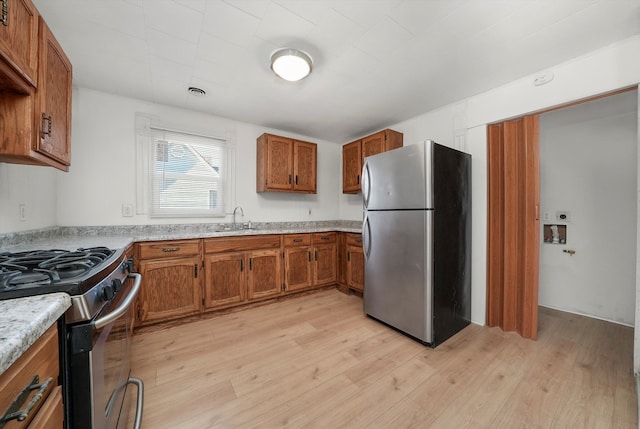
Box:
[362,140,471,347]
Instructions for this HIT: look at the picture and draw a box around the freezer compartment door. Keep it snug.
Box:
[363,210,433,343]
[362,141,433,211]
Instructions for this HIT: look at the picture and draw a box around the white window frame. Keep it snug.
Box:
[135,114,235,218]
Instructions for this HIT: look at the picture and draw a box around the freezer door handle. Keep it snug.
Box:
[362,161,371,208]
[362,215,372,259]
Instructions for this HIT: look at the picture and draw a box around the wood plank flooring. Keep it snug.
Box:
[129,290,637,428]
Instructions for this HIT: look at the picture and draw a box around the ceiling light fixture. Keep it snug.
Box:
[270,48,312,82]
[188,86,206,96]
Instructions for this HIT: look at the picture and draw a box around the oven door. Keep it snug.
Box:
[67,273,143,429]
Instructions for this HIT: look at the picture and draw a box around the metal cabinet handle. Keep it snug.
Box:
[292,238,303,243]
[162,247,180,252]
[0,375,53,427]
[94,273,141,330]
[320,236,330,240]
[1,0,7,26]
[41,113,52,139]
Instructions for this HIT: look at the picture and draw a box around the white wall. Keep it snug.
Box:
[55,88,341,227]
[0,163,57,233]
[539,91,637,326]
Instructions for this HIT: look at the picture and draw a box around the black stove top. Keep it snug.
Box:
[0,247,124,300]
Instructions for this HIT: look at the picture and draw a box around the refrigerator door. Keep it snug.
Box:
[362,141,433,211]
[363,209,433,343]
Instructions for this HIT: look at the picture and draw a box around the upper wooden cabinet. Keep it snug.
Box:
[342,129,403,194]
[0,15,72,171]
[0,0,39,92]
[256,133,317,194]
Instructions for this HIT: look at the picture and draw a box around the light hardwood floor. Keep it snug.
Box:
[130,289,637,428]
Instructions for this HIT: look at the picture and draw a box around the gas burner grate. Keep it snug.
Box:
[0,247,116,291]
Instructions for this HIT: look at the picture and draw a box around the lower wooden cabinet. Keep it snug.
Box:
[313,233,337,286]
[136,240,202,326]
[0,324,61,429]
[345,233,364,292]
[204,252,245,308]
[204,235,282,310]
[284,234,312,292]
[133,232,345,326]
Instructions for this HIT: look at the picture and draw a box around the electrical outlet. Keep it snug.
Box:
[122,204,134,217]
[542,211,551,221]
[18,204,26,221]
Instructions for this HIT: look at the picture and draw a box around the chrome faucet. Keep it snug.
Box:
[232,206,244,229]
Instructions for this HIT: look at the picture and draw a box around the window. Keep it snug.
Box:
[144,127,228,217]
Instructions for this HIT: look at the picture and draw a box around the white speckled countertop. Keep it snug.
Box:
[0,293,71,374]
[0,221,362,253]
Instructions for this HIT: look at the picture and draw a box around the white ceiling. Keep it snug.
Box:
[32,0,639,143]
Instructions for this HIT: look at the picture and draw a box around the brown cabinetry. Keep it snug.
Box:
[204,235,282,309]
[136,240,202,325]
[256,133,317,194]
[345,233,364,292]
[283,234,312,292]
[0,324,62,429]
[284,233,337,292]
[342,129,403,194]
[0,0,39,92]
[313,232,337,285]
[0,16,72,171]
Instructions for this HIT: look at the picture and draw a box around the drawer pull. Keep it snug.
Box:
[292,238,303,243]
[0,375,52,427]
[321,236,330,240]
[162,247,180,252]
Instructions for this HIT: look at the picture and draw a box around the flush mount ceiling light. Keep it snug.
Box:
[270,48,313,82]
[188,86,206,96]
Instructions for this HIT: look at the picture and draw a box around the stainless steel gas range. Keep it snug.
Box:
[0,247,144,429]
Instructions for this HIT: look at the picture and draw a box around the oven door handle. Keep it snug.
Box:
[93,273,141,330]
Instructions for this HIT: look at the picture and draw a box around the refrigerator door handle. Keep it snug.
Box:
[362,215,372,259]
[362,161,371,208]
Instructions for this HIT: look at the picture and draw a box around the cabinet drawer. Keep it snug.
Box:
[138,240,200,260]
[283,234,311,247]
[204,235,281,254]
[346,233,362,247]
[0,325,58,429]
[313,232,336,244]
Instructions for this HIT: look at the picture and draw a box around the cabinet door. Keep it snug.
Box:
[361,131,385,159]
[314,243,337,285]
[247,249,281,300]
[342,140,362,193]
[293,140,316,193]
[284,247,312,292]
[138,256,201,324]
[346,245,364,292]
[35,18,72,168]
[0,0,38,91]
[265,135,293,191]
[204,252,246,309]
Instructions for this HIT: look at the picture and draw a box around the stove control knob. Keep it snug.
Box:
[112,279,123,293]
[101,284,115,301]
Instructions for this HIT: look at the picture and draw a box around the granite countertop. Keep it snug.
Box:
[0,221,362,253]
[0,293,71,374]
